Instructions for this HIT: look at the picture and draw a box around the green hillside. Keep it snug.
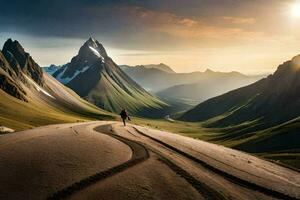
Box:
[0,39,114,131]
[178,55,300,169]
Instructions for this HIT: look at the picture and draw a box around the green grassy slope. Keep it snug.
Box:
[181,55,300,132]
[131,117,300,170]
[0,38,115,131]
[177,56,300,169]
[0,88,114,131]
[82,60,168,117]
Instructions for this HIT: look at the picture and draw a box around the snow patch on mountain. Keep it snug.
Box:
[24,74,55,99]
[89,46,100,57]
[56,66,90,84]
[88,46,105,62]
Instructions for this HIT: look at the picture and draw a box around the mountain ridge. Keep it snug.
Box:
[52,37,169,117]
[120,63,175,73]
[121,64,262,93]
[0,38,113,131]
[2,38,44,86]
[181,54,300,131]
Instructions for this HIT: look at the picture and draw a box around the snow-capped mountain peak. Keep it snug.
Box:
[81,37,107,58]
[52,38,108,82]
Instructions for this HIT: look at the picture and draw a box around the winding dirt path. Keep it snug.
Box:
[0,121,299,200]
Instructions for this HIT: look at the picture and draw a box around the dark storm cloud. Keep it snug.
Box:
[1,0,118,37]
[0,0,256,39]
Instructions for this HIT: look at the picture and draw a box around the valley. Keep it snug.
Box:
[0,37,299,200]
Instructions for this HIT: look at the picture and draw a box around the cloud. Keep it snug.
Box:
[122,6,263,43]
[221,16,256,24]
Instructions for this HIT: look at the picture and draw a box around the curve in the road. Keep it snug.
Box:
[132,127,299,200]
[47,125,149,200]
[49,124,226,200]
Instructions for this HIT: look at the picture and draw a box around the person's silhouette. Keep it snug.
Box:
[120,109,130,126]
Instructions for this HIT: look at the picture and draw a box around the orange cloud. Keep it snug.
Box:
[122,6,263,42]
[221,16,256,24]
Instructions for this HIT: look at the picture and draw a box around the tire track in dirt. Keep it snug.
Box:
[132,127,299,200]
[93,124,226,199]
[109,125,226,199]
[47,124,149,200]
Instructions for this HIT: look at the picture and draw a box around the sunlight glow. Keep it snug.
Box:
[291,3,300,17]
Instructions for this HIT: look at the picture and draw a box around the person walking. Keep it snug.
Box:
[120,109,130,126]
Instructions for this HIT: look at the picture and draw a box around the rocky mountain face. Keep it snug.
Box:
[0,50,27,101]
[181,54,300,131]
[2,39,44,86]
[0,39,46,101]
[53,38,168,116]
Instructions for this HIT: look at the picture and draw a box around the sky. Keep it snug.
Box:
[1,0,300,74]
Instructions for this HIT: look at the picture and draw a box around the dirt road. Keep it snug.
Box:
[0,121,299,200]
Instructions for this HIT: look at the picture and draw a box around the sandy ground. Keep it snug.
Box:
[0,121,299,200]
[0,122,131,199]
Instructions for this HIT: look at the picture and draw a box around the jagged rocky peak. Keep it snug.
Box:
[53,37,111,82]
[2,39,25,58]
[78,37,108,60]
[2,38,44,86]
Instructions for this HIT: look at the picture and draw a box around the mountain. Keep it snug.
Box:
[156,71,261,103]
[181,55,300,128]
[43,64,61,75]
[121,65,262,94]
[52,38,169,117]
[0,39,113,131]
[121,64,205,92]
[120,63,175,73]
[180,55,300,163]
[144,63,176,73]
[2,39,44,86]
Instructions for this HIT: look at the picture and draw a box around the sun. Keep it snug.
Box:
[291,3,300,17]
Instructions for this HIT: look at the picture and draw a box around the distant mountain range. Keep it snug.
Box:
[121,64,263,105]
[50,38,169,117]
[180,55,300,160]
[156,70,264,103]
[120,63,175,74]
[0,39,113,131]
[45,46,264,114]
[43,64,63,75]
